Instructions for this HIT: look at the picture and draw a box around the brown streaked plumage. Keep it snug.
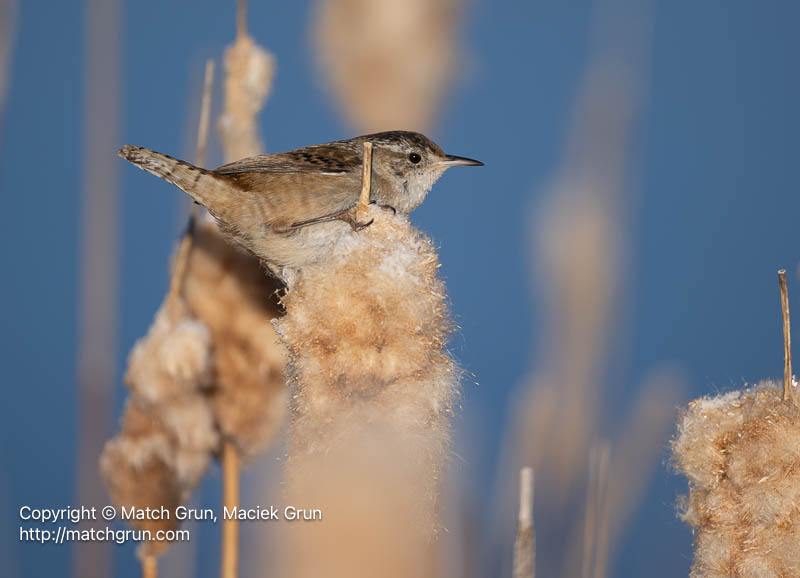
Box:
[118,131,482,276]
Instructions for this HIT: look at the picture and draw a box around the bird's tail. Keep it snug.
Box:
[118,145,232,209]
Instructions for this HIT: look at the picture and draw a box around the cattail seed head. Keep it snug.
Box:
[673,382,800,577]
[101,298,218,557]
[276,208,459,577]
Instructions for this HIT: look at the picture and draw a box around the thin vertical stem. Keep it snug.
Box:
[513,467,535,578]
[582,441,611,578]
[778,269,793,403]
[142,555,157,578]
[356,141,373,223]
[195,59,216,169]
[75,0,119,577]
[0,0,17,154]
[581,458,596,578]
[237,0,247,39]
[166,59,215,310]
[221,442,240,578]
[592,444,612,578]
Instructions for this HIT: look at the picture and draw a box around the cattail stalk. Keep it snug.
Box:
[195,59,215,172]
[142,555,157,578]
[0,0,16,151]
[237,0,247,40]
[778,269,794,403]
[163,59,214,346]
[581,442,610,578]
[168,60,214,308]
[222,441,240,578]
[513,467,535,578]
[356,141,373,221]
[76,1,120,576]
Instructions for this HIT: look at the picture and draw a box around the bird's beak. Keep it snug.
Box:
[438,154,484,167]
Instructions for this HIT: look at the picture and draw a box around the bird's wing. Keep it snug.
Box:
[218,169,363,233]
[215,145,360,176]
[213,145,365,231]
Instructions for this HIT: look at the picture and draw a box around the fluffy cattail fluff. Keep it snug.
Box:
[313,0,460,133]
[183,218,287,460]
[276,207,459,578]
[217,31,274,162]
[673,381,800,577]
[101,299,218,558]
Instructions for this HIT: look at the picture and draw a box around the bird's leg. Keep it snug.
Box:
[281,208,373,233]
[350,215,374,231]
[341,208,374,231]
[281,141,377,233]
[376,203,397,215]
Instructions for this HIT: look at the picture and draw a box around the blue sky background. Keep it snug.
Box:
[2,1,800,576]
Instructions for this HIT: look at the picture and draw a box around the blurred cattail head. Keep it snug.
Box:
[101,299,218,558]
[313,0,461,132]
[217,32,275,162]
[101,400,184,559]
[183,218,287,461]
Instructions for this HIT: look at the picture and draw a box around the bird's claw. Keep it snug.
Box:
[353,218,374,231]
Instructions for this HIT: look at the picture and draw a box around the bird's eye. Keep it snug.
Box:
[408,152,422,164]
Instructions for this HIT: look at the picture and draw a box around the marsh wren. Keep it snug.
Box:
[119,131,482,275]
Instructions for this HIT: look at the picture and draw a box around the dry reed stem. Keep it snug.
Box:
[76,1,120,576]
[355,141,373,223]
[142,555,157,578]
[195,59,216,171]
[581,442,610,578]
[778,269,794,404]
[167,231,196,309]
[0,0,16,150]
[580,450,597,578]
[591,449,611,578]
[166,59,215,310]
[237,0,247,39]
[221,442,240,578]
[513,467,535,578]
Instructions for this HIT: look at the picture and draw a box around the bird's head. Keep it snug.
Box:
[354,131,483,213]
